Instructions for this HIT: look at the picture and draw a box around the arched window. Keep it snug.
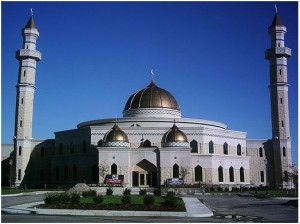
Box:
[195,165,203,182]
[143,140,151,147]
[218,166,223,182]
[70,142,74,154]
[59,144,63,155]
[55,166,59,181]
[82,141,87,152]
[18,146,22,156]
[259,147,263,157]
[92,165,99,182]
[209,141,214,154]
[73,165,77,181]
[111,163,117,175]
[223,142,228,155]
[97,140,103,147]
[41,147,45,157]
[283,147,286,157]
[240,167,245,182]
[229,166,234,182]
[64,166,68,181]
[173,164,179,178]
[190,140,198,153]
[237,144,241,156]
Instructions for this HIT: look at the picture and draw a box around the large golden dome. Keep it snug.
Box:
[123,80,181,118]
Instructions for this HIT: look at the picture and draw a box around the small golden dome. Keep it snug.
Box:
[103,124,129,143]
[161,123,188,144]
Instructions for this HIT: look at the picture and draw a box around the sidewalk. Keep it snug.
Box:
[2,197,213,217]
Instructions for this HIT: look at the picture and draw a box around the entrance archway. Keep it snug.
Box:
[132,159,157,187]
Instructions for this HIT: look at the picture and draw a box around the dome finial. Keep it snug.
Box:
[150,69,155,82]
[30,8,34,16]
[275,4,278,13]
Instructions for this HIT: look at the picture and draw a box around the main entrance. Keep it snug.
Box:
[132,159,157,187]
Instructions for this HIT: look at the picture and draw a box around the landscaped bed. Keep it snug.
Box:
[37,189,186,212]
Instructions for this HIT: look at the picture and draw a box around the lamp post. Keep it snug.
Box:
[264,159,268,195]
[9,158,13,192]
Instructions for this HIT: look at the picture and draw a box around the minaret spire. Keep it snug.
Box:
[265,10,292,187]
[14,13,42,186]
[275,4,278,13]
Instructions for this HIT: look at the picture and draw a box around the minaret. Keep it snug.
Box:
[265,8,292,187]
[14,11,41,186]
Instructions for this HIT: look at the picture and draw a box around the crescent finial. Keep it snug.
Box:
[30,8,33,16]
[150,69,155,82]
[275,5,278,13]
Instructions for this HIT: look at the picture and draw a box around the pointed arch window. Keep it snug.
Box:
[218,166,223,182]
[195,165,203,182]
[82,141,87,152]
[240,167,245,182]
[237,144,241,156]
[59,144,63,155]
[190,140,198,153]
[111,163,117,175]
[73,165,78,181]
[55,166,60,181]
[209,141,214,154]
[64,166,68,181]
[223,142,228,155]
[173,164,179,178]
[143,139,151,147]
[229,166,234,182]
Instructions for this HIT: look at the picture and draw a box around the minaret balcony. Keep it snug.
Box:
[16,49,42,61]
[265,47,291,59]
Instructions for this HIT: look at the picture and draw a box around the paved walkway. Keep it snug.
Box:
[2,196,213,217]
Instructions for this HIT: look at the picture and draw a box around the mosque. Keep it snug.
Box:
[2,10,293,189]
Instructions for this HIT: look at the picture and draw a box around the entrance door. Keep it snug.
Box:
[139,172,152,187]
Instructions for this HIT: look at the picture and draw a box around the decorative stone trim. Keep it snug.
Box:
[161,142,189,147]
[102,141,130,147]
[123,108,181,118]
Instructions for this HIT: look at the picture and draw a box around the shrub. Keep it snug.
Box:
[82,190,97,197]
[166,191,176,197]
[153,188,161,196]
[44,193,62,204]
[93,195,104,204]
[70,194,80,204]
[139,188,147,196]
[121,195,131,205]
[59,193,70,203]
[106,187,113,195]
[123,188,131,196]
[143,194,155,206]
[164,196,178,208]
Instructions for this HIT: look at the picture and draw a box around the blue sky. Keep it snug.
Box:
[2,2,298,164]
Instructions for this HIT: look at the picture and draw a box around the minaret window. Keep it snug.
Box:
[18,169,21,181]
[283,147,286,157]
[280,98,283,104]
[21,98,24,104]
[279,69,282,75]
[20,120,22,127]
[18,146,22,156]
[260,171,265,182]
[259,147,263,157]
[282,121,284,127]
[23,70,26,77]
